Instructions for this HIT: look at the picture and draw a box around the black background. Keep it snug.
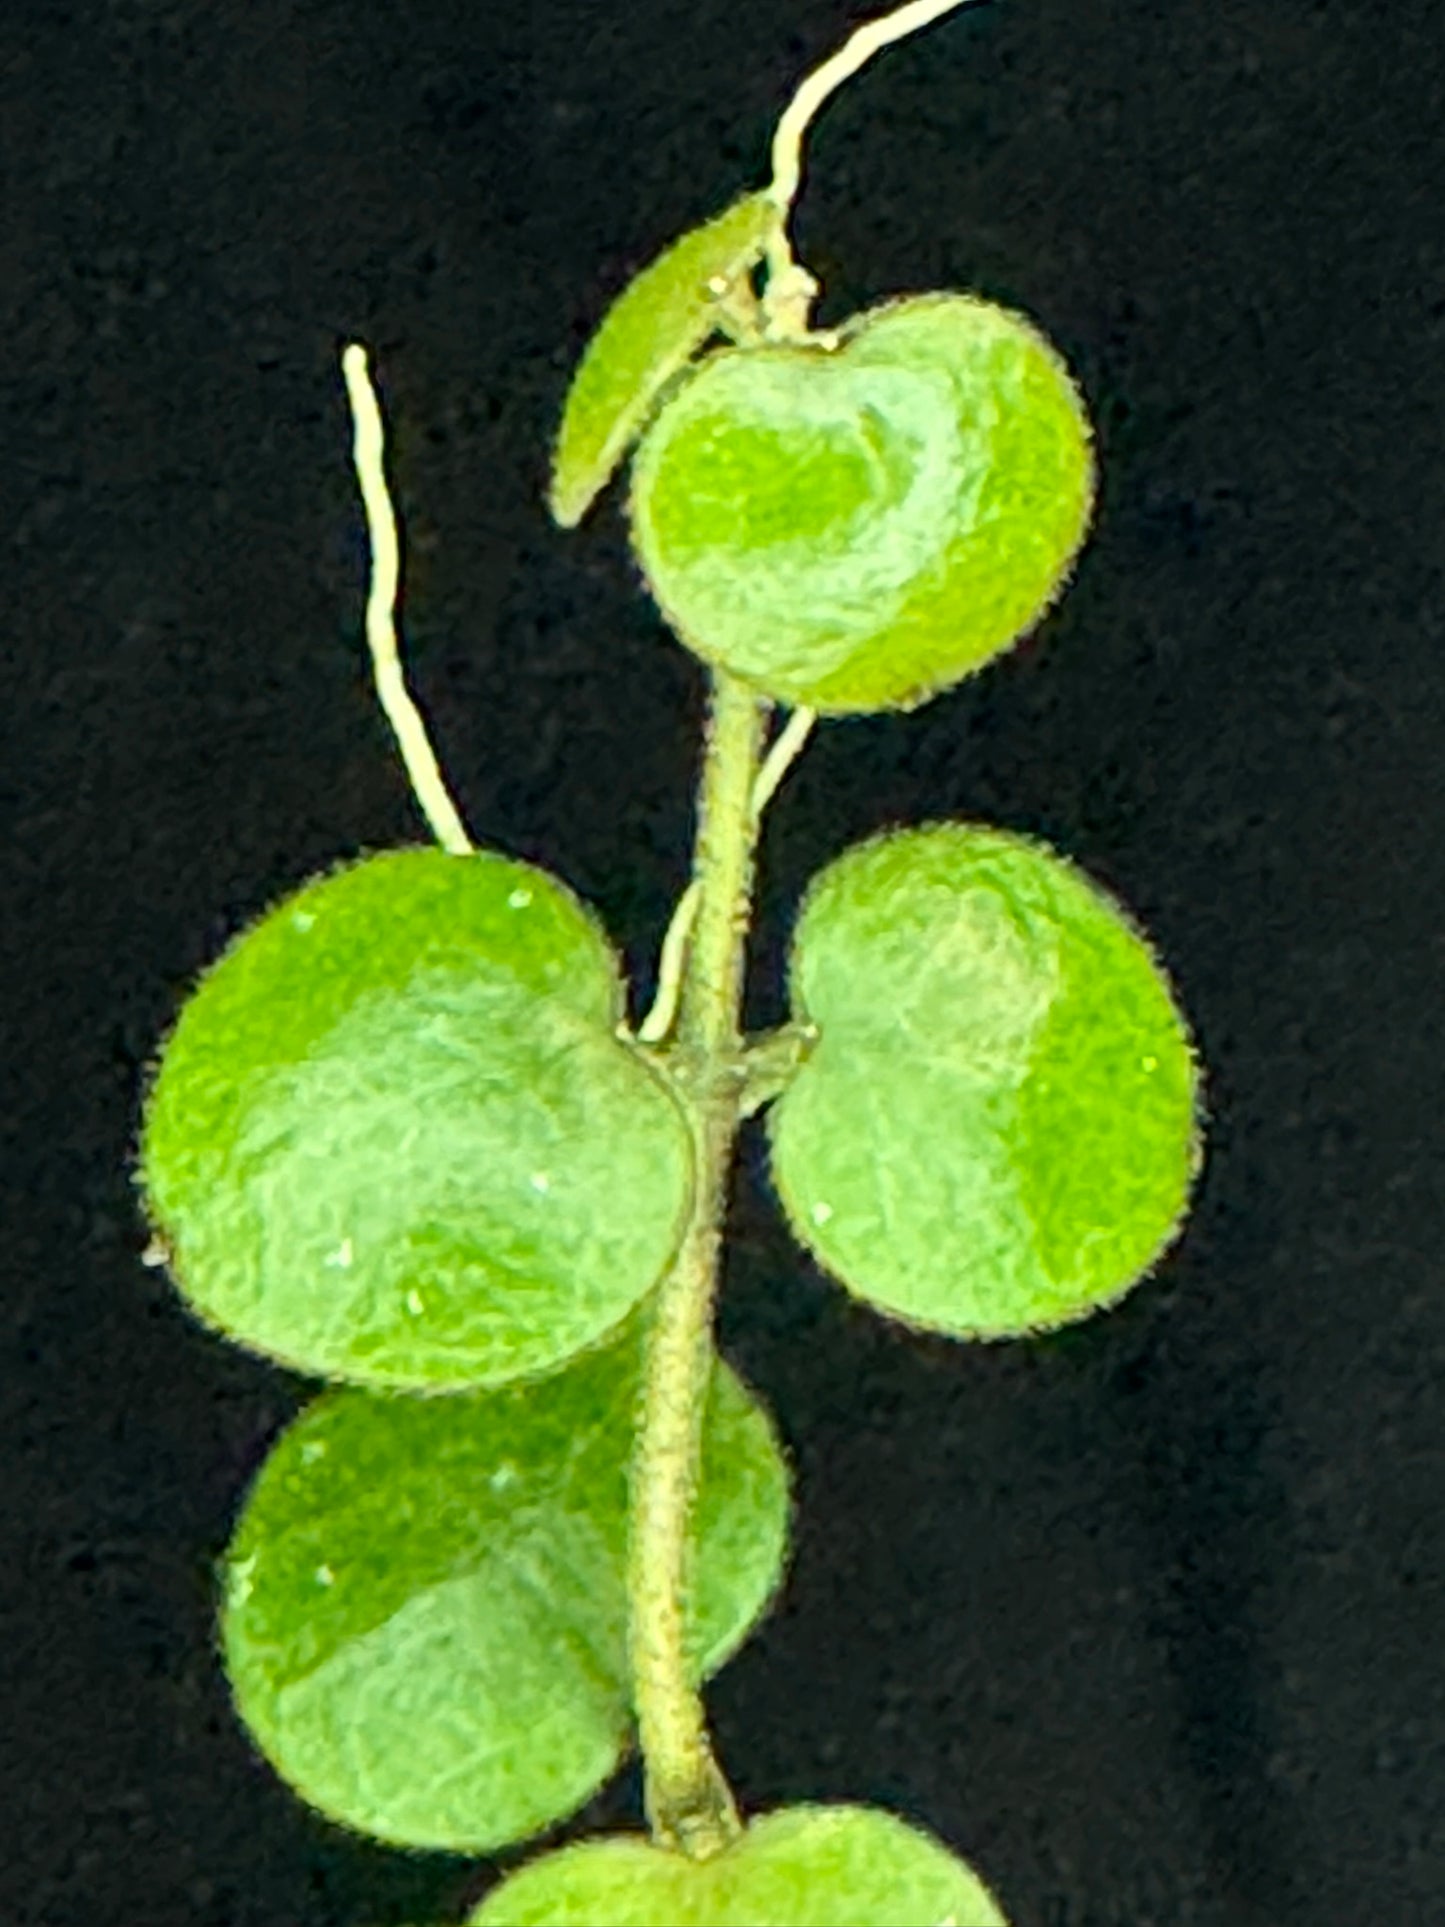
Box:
[4,1,1442,1923]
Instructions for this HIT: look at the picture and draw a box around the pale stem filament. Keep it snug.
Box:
[761,0,987,338]
[341,344,475,856]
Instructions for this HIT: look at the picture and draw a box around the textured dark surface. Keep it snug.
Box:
[3,1,1441,1923]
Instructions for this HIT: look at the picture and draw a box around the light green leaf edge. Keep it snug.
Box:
[767,822,1208,1340]
[218,1309,794,1857]
[549,188,780,529]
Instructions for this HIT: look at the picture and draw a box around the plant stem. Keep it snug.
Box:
[626,668,770,1861]
[635,706,815,1049]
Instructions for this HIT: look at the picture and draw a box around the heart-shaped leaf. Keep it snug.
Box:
[626,291,1095,715]
[466,1802,1010,1925]
[767,823,1205,1338]
[135,846,693,1391]
[219,1306,793,1855]
[550,189,781,529]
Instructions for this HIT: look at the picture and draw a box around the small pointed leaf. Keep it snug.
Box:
[219,1308,793,1855]
[136,846,693,1390]
[627,291,1095,714]
[550,189,780,529]
[768,824,1206,1338]
[467,1802,1010,1925]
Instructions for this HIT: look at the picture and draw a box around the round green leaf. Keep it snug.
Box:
[767,824,1206,1338]
[467,1803,1010,1925]
[626,292,1094,715]
[550,189,781,529]
[136,846,693,1391]
[219,1308,793,1855]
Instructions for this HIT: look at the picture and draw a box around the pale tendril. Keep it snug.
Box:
[341,343,475,856]
[761,0,988,340]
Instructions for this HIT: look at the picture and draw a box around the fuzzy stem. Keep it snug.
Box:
[626,669,770,1860]
[636,706,814,1048]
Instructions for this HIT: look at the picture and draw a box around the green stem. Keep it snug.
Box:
[626,668,770,1861]
[737,1019,820,1120]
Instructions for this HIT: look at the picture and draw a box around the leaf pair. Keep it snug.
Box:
[552,191,1095,717]
[136,824,1203,1389]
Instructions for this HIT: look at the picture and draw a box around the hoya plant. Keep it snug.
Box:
[131,1,1207,1921]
